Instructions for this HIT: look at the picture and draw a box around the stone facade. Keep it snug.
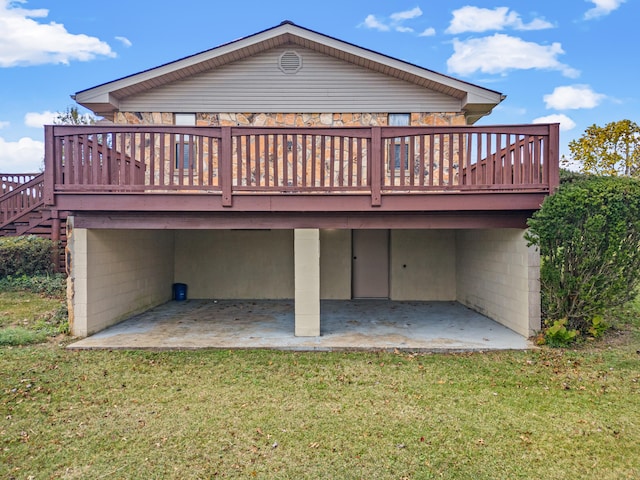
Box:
[110,112,465,188]
[113,111,466,127]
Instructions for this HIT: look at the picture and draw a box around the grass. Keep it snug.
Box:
[0,275,67,346]
[0,281,638,479]
[1,343,639,478]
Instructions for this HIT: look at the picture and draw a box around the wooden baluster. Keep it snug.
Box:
[356,137,362,187]
[169,133,175,186]
[198,135,204,187]
[371,127,381,206]
[283,134,289,187]
[320,135,326,188]
[159,133,166,187]
[292,134,298,188]
[311,135,317,187]
[221,126,232,206]
[419,135,425,187]
[523,136,532,184]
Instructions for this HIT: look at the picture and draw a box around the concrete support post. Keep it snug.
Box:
[528,242,542,334]
[67,224,89,337]
[294,228,320,336]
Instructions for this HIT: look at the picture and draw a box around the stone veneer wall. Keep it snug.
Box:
[113,112,466,127]
[111,112,466,187]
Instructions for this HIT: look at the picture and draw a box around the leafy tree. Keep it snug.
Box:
[564,119,640,176]
[54,106,96,125]
[526,176,640,335]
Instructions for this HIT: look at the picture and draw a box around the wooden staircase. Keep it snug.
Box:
[0,173,66,271]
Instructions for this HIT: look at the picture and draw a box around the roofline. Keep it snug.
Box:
[74,21,504,121]
[75,22,292,96]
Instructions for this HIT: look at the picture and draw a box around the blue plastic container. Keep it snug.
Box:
[173,283,188,301]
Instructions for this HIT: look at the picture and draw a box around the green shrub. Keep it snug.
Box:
[544,318,578,347]
[526,176,640,335]
[588,315,608,338]
[558,168,589,185]
[0,273,66,298]
[0,236,57,276]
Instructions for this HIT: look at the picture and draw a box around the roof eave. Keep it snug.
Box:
[462,93,507,125]
[74,22,504,117]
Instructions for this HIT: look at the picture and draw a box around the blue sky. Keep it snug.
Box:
[0,0,636,172]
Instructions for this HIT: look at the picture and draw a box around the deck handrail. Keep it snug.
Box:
[0,173,45,228]
[44,123,560,207]
[1,173,40,197]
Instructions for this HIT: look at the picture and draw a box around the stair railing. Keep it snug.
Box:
[0,173,45,230]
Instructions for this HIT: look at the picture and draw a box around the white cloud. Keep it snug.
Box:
[24,110,57,128]
[0,0,115,67]
[447,34,580,78]
[446,6,553,34]
[361,7,427,35]
[584,0,626,19]
[544,85,606,110]
[419,27,436,37]
[494,104,528,116]
[0,120,9,129]
[115,36,132,47]
[361,14,390,31]
[390,7,423,22]
[0,136,44,172]
[533,114,576,131]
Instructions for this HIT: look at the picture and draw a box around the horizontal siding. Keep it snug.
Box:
[119,46,461,113]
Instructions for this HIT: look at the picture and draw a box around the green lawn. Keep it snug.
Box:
[0,283,67,346]
[1,288,639,479]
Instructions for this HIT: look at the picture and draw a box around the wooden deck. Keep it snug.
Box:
[40,123,559,229]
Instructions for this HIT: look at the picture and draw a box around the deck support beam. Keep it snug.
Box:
[294,228,320,336]
[51,210,61,272]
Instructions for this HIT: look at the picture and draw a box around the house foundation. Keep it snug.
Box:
[67,223,540,340]
[66,220,174,337]
[456,229,541,337]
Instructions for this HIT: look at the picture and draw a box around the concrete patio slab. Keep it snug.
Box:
[68,300,530,351]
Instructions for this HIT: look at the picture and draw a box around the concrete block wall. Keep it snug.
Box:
[174,229,352,300]
[390,230,456,301]
[174,230,295,299]
[455,229,540,337]
[320,229,351,299]
[66,225,540,339]
[67,224,175,337]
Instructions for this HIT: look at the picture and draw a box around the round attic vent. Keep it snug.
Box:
[278,50,302,74]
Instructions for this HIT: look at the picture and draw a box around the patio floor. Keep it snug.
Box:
[68,300,531,351]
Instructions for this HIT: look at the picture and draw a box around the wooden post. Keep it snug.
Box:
[370,127,382,207]
[51,209,61,273]
[221,126,233,207]
[547,123,560,193]
[44,125,55,206]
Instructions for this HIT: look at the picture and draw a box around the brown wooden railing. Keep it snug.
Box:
[45,124,559,206]
[0,173,45,228]
[1,173,40,196]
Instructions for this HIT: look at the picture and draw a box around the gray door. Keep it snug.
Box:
[352,229,389,298]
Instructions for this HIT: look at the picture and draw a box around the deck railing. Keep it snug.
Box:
[1,173,40,196]
[0,173,45,228]
[45,124,559,206]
